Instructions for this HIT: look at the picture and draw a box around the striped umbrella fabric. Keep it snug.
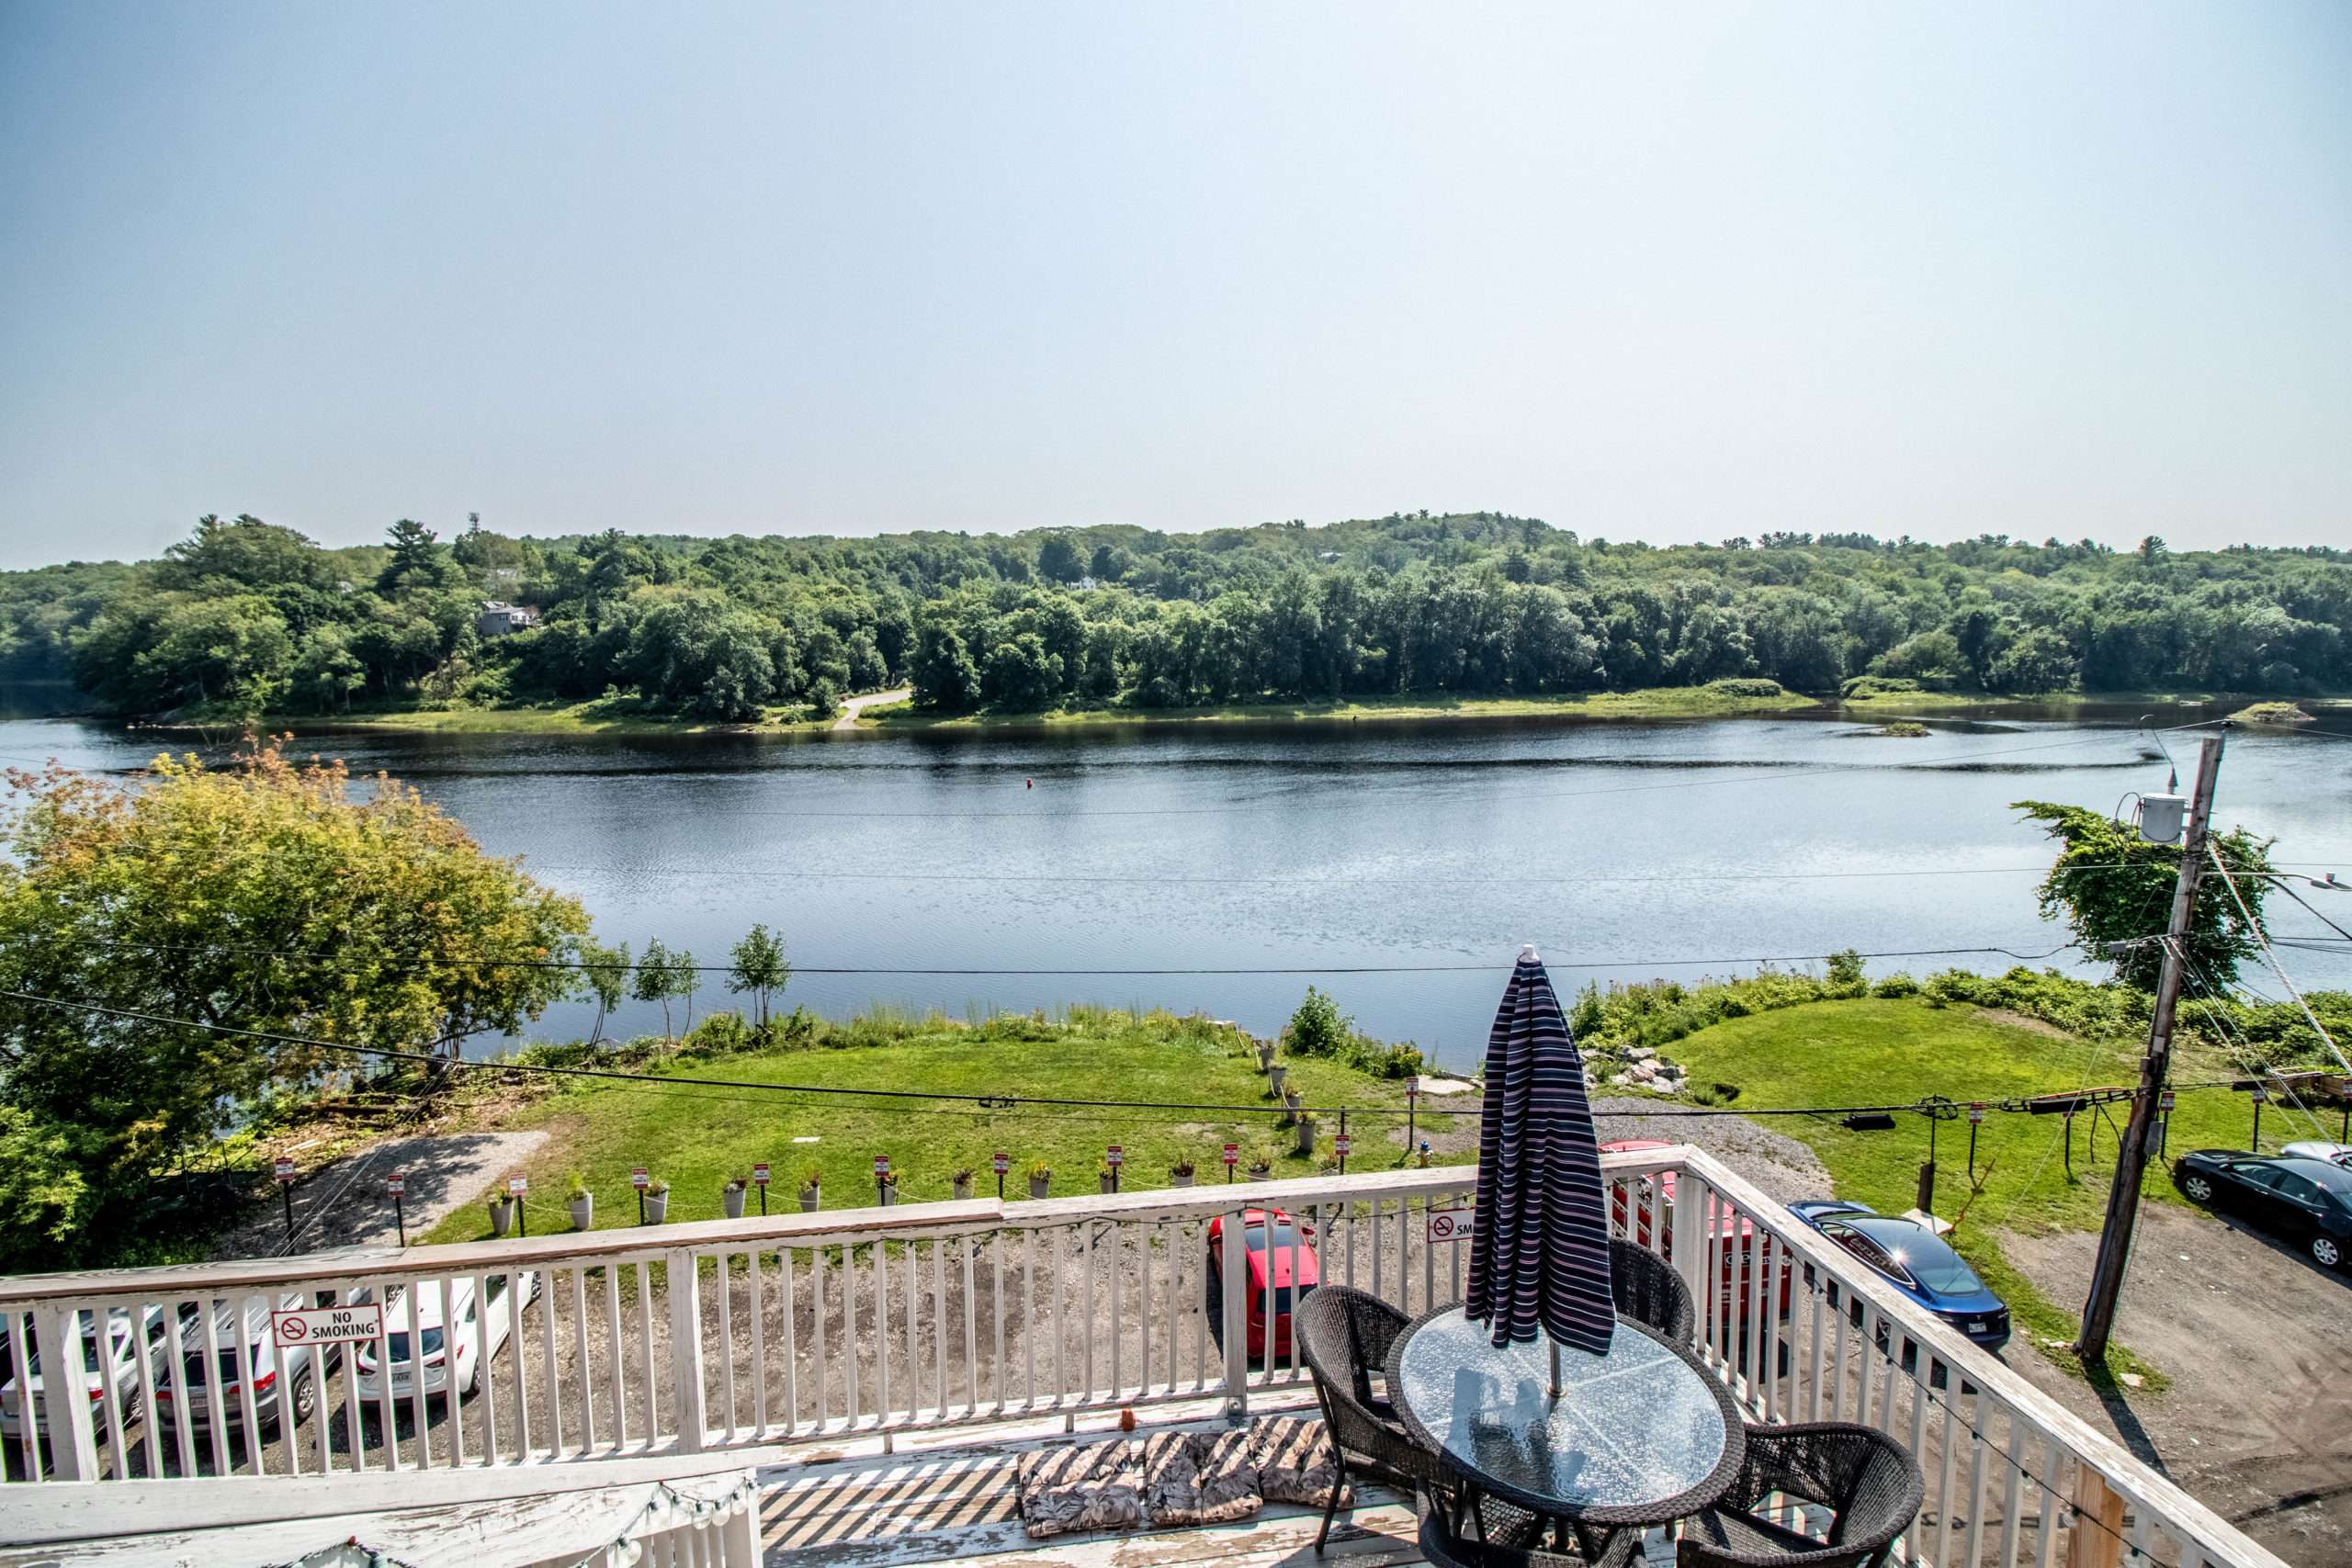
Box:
[1463,943,1616,1357]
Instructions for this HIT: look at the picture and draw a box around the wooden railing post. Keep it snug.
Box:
[666,1250,707,1452]
[1669,1159,1706,1347]
[40,1303,100,1481]
[2069,1465,2127,1568]
[1222,1205,1247,1418]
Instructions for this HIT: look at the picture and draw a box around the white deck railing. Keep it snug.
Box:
[0,1146,2287,1568]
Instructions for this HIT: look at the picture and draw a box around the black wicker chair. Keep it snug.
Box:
[1610,1238,1696,1342]
[1295,1285,1466,1552]
[1419,1508,1645,1568]
[1673,1422,1924,1568]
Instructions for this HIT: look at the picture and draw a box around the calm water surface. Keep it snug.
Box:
[5,707,2346,1070]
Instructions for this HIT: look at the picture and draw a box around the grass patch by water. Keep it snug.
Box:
[420,1009,1422,1245]
[1663,997,2262,1385]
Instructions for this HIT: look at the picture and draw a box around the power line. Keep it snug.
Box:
[51,932,2077,977]
[521,860,2312,886]
[2205,844,2351,1077]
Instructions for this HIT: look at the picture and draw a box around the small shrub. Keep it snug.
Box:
[1705,677,1785,698]
[1841,675,1921,699]
[1871,972,1921,998]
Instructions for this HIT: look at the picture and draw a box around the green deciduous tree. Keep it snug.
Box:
[728,924,790,1030]
[577,937,631,1044]
[0,739,590,1266]
[2014,799,2274,989]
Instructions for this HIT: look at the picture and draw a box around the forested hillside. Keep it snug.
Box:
[3,513,2346,720]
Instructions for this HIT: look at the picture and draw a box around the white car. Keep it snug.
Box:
[2281,1140,2352,1168]
[354,1273,538,1405]
[0,1305,173,1443]
[154,1288,373,1436]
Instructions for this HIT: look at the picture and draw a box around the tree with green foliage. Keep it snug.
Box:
[728,924,790,1029]
[632,938,691,1038]
[577,937,631,1044]
[1287,986,1350,1058]
[0,739,589,1267]
[2014,799,2274,989]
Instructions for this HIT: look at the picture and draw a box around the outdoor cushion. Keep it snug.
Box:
[1016,1438,1146,1539]
[1143,1427,1264,1526]
[1250,1414,1340,1507]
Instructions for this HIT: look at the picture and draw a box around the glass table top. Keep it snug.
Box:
[1392,1307,1735,1516]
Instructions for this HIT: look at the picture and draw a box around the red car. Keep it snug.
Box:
[1601,1139,1792,1328]
[1204,1208,1320,1361]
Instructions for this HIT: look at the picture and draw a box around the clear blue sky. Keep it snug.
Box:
[2,3,2346,569]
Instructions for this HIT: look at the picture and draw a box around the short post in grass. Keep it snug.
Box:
[1966,1103,1984,1179]
[752,1162,769,1216]
[1334,1120,1351,1176]
[1406,1076,1419,1156]
[1105,1144,1123,1194]
[874,1154,891,1207]
[509,1174,528,1238]
[2156,1089,2174,1158]
[1222,1141,1238,1182]
[388,1171,407,1247]
[2249,1082,2267,1151]
[632,1166,650,1224]
[991,1151,1009,1200]
[274,1156,297,1244]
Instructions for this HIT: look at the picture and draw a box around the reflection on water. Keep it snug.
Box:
[3,706,2346,1067]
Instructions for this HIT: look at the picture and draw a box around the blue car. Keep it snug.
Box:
[1789,1200,2011,1354]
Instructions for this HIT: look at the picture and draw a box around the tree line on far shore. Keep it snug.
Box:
[4,512,2347,721]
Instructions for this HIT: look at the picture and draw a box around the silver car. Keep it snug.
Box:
[2281,1140,2352,1168]
[0,1304,173,1442]
[153,1288,371,1438]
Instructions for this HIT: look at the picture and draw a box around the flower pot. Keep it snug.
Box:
[952,1177,973,1201]
[879,1186,899,1206]
[1247,1167,1272,1184]
[569,1195,594,1231]
[1268,1066,1288,1097]
[645,1192,669,1224]
[1170,1171,1194,1188]
[798,1188,820,1213]
[1255,1042,1275,1070]
[723,1186,746,1219]
[489,1199,514,1237]
[1099,1174,1117,1195]
[1028,1176,1052,1199]
[1295,1117,1317,1156]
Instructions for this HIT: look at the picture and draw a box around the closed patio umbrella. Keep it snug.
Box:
[1464,943,1615,1394]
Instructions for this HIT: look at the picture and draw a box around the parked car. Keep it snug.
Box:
[355,1273,540,1406]
[1600,1138,1792,1326]
[0,1304,174,1444]
[154,1288,372,1438]
[2279,1140,2352,1168]
[2173,1149,2352,1269]
[1788,1200,2011,1353]
[1204,1208,1318,1362]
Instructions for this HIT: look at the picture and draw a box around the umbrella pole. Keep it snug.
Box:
[1549,1339,1562,1401]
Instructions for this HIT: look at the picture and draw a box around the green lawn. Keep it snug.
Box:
[1665,997,2262,1382]
[420,1012,1420,1244]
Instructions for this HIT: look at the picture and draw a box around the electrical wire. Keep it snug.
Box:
[2204,844,2351,1077]
[50,931,2078,978]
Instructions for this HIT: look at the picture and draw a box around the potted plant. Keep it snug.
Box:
[722,1177,747,1219]
[644,1178,670,1224]
[1267,1064,1289,1099]
[952,1168,975,1201]
[1294,1112,1317,1156]
[877,1169,899,1206]
[1170,1157,1195,1189]
[488,1194,514,1236]
[1026,1159,1052,1200]
[567,1174,594,1231]
[798,1168,821,1212]
[1246,1145,1274,1182]
[1097,1161,1118,1195]
[1255,1039,1275,1071]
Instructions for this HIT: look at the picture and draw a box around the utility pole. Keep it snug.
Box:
[2077,733,2223,1364]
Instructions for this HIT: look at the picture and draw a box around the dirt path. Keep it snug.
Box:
[1998,1205,2352,1565]
[832,687,910,730]
[210,1131,549,1259]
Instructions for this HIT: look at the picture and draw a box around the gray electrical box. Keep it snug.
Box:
[2138,793,2187,844]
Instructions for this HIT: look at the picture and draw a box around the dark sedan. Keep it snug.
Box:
[2173,1150,2352,1269]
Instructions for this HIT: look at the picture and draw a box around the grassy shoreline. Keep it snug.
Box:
[112,685,2346,739]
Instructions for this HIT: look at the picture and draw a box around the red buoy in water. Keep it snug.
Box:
[1026,778,1032,789]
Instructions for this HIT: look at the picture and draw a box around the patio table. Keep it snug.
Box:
[1386,1304,1746,1551]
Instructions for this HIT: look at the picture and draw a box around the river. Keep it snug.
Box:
[3,705,2346,1069]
